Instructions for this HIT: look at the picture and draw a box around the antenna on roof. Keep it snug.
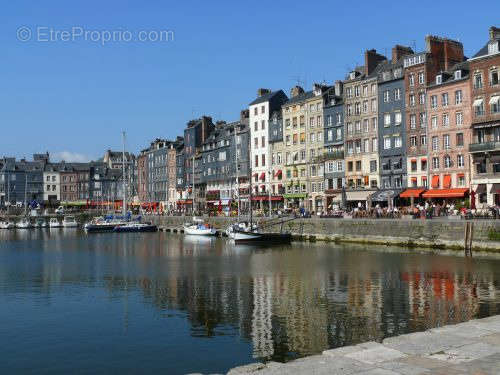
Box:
[412,40,417,52]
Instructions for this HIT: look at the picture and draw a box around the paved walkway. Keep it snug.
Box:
[227,315,500,375]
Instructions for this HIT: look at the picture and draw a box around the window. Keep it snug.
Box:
[442,93,449,106]
[363,100,368,113]
[347,104,352,116]
[474,98,485,116]
[363,119,369,133]
[457,154,464,168]
[421,159,427,171]
[454,70,462,80]
[431,115,438,129]
[409,94,415,106]
[395,111,402,125]
[456,111,463,125]
[456,133,464,147]
[411,160,417,172]
[363,85,368,96]
[254,107,258,116]
[418,72,424,84]
[261,105,265,114]
[317,115,322,127]
[455,90,463,104]
[255,155,258,167]
[261,154,266,167]
[364,138,370,153]
[409,74,415,86]
[384,90,390,102]
[384,137,391,149]
[309,117,315,128]
[431,95,438,108]
[355,140,361,153]
[285,135,291,146]
[371,99,377,112]
[432,157,440,169]
[443,134,450,149]
[444,155,451,168]
[419,92,426,104]
[355,160,361,171]
[421,134,427,146]
[491,69,499,86]
[372,117,377,130]
[370,160,377,173]
[355,102,361,115]
[474,74,483,89]
[458,174,465,186]
[336,128,342,140]
[310,133,315,143]
[410,114,416,129]
[347,161,353,172]
[327,115,332,126]
[410,136,417,147]
[346,87,352,98]
[492,96,500,114]
[394,136,402,148]
[371,84,377,94]
[300,149,306,161]
[442,113,449,126]
[355,85,360,97]
[355,121,361,133]
[394,88,401,100]
[285,119,290,129]
[327,129,333,141]
[347,123,353,135]
[436,75,442,84]
[384,113,391,127]
[432,136,439,151]
[261,136,265,148]
[419,112,426,127]
[261,120,266,130]
[300,115,305,127]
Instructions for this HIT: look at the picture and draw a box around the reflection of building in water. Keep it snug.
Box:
[251,276,274,358]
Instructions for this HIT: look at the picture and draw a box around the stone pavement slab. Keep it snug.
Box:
[382,331,474,356]
[429,342,500,364]
[345,346,407,365]
[377,361,430,375]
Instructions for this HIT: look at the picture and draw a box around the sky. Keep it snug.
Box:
[0,0,497,162]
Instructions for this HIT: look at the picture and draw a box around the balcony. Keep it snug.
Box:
[469,141,500,153]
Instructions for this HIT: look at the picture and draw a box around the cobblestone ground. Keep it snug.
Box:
[224,315,500,375]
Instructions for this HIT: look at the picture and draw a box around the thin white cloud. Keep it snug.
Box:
[52,151,94,163]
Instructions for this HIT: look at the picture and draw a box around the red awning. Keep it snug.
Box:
[176,199,193,205]
[400,188,426,198]
[259,172,266,180]
[251,196,283,201]
[422,188,469,198]
[443,175,452,189]
[260,184,266,189]
[275,170,282,178]
[253,173,258,178]
[431,175,440,188]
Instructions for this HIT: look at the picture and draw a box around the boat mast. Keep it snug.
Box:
[234,125,240,219]
[249,152,253,228]
[192,155,195,216]
[122,131,126,216]
[24,173,28,216]
[268,142,272,217]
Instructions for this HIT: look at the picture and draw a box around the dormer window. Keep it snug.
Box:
[436,75,442,84]
[349,72,356,80]
[454,70,462,80]
[488,41,499,55]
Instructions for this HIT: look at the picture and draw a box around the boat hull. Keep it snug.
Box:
[183,226,216,236]
[113,225,157,233]
[233,230,292,244]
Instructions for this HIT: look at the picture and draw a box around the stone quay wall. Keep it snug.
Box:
[146,215,500,253]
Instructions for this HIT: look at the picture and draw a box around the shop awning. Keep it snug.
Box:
[476,184,486,194]
[176,199,193,205]
[275,170,282,178]
[431,175,440,188]
[473,98,484,107]
[251,195,283,201]
[400,188,426,198]
[489,95,500,105]
[443,175,452,189]
[345,190,374,201]
[283,193,308,199]
[253,173,258,178]
[490,184,500,194]
[259,172,266,180]
[370,189,403,202]
[422,188,469,198]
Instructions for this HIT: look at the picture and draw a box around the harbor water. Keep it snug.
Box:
[1,229,499,374]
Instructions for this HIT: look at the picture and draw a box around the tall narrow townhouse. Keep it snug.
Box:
[426,62,471,198]
[269,110,286,210]
[404,36,464,188]
[323,81,345,209]
[282,86,312,209]
[304,83,330,212]
[248,89,288,210]
[344,50,386,200]
[469,26,500,206]
[378,46,414,192]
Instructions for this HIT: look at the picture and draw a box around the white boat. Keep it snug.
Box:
[183,217,216,236]
[62,216,78,228]
[49,218,62,228]
[35,218,48,228]
[226,222,262,240]
[16,217,33,229]
[0,221,16,229]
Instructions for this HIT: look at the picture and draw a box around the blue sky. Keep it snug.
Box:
[0,0,497,161]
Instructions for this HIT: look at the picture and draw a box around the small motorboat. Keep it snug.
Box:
[49,218,62,228]
[84,217,127,232]
[113,223,157,232]
[0,220,16,229]
[35,218,48,228]
[16,217,33,229]
[62,216,78,228]
[228,222,292,244]
[183,217,216,236]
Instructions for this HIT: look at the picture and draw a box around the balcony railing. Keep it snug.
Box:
[469,141,500,153]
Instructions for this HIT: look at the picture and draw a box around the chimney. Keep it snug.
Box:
[334,80,343,96]
[240,109,249,121]
[490,26,500,41]
[257,88,271,97]
[365,49,387,76]
[290,85,304,98]
[391,45,414,63]
[425,35,464,72]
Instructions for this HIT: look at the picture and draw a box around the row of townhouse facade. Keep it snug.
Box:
[0,152,130,207]
[134,26,500,212]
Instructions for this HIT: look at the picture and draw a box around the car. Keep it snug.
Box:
[55,206,65,215]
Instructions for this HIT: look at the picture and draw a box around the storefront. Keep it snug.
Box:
[369,189,403,208]
[399,188,426,207]
[283,193,307,209]
[421,188,469,202]
[344,190,376,209]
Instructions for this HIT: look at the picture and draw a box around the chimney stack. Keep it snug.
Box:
[257,88,271,97]
[365,49,387,76]
[334,80,343,96]
[490,26,500,41]
[290,86,304,98]
[425,35,464,71]
[240,109,249,121]
[391,45,414,63]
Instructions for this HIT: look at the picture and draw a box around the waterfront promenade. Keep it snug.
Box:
[227,315,500,375]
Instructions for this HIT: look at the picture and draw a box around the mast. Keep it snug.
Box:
[249,151,253,227]
[192,155,195,215]
[268,142,272,217]
[122,131,126,216]
[24,173,28,216]
[234,124,240,219]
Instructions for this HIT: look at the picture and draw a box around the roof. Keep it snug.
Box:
[249,90,285,106]
[472,38,500,59]
[427,61,470,89]
[283,90,314,106]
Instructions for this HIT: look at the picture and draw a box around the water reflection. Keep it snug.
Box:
[0,231,499,373]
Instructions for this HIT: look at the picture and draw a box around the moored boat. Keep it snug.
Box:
[35,218,48,228]
[113,223,157,232]
[0,220,16,229]
[16,217,33,229]
[62,216,78,228]
[183,218,216,236]
[84,217,127,233]
[49,218,62,228]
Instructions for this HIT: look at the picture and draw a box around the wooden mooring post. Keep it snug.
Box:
[464,222,474,257]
